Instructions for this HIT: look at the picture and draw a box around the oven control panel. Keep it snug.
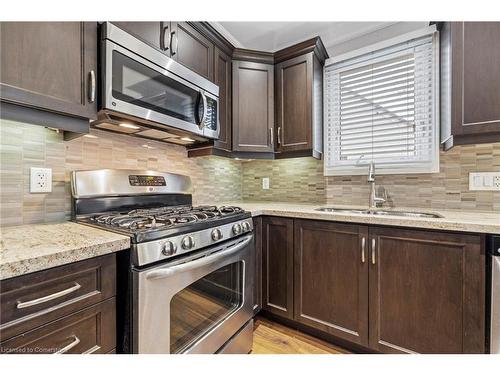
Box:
[129,175,166,187]
[134,218,254,266]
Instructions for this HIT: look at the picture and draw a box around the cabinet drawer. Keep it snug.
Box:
[0,298,116,354]
[0,254,116,341]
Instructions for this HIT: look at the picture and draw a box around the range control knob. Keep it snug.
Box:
[232,223,242,235]
[162,241,177,256]
[211,228,223,241]
[181,236,195,250]
[242,221,251,232]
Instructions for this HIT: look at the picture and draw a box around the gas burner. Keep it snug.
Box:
[219,206,243,215]
[87,205,245,233]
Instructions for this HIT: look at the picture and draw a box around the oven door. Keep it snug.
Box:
[102,37,219,139]
[133,234,254,354]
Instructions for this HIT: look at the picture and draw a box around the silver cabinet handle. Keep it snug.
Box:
[277,126,282,146]
[269,127,274,146]
[55,335,80,354]
[88,70,96,103]
[170,31,178,56]
[361,237,366,263]
[17,282,81,309]
[161,23,170,51]
[371,238,376,265]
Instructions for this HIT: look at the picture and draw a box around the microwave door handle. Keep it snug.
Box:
[198,91,208,129]
[145,234,252,281]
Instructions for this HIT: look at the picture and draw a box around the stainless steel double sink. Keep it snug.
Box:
[315,207,443,219]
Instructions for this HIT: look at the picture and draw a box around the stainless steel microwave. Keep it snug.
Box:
[99,22,219,140]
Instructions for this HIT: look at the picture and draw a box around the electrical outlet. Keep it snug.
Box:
[262,177,270,190]
[469,172,500,191]
[30,167,52,193]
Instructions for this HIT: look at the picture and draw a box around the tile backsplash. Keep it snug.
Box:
[1,119,500,228]
[0,120,242,226]
[242,142,500,211]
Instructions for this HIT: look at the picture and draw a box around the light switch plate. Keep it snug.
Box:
[469,172,500,191]
[30,167,52,193]
[262,177,270,190]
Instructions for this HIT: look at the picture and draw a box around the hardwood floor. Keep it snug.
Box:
[250,318,350,354]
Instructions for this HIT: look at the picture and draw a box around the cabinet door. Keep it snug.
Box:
[170,22,214,81]
[293,220,369,346]
[252,217,263,315]
[262,217,293,319]
[214,47,232,151]
[275,53,313,153]
[452,22,500,135]
[232,61,274,152]
[112,22,169,53]
[0,22,97,120]
[369,227,485,353]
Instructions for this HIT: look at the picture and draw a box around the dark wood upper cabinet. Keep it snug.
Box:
[441,22,500,148]
[0,22,97,121]
[170,22,214,81]
[368,227,485,354]
[262,216,294,319]
[275,54,312,153]
[112,22,214,81]
[232,60,274,153]
[188,36,328,159]
[214,46,232,151]
[275,47,325,157]
[293,220,369,346]
[111,22,168,53]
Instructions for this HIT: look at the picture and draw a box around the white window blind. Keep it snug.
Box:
[324,31,439,176]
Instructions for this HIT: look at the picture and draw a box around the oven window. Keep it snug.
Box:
[170,262,243,353]
[112,51,202,124]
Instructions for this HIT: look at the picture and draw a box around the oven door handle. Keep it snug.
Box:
[145,234,252,280]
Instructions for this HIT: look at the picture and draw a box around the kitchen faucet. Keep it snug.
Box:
[367,162,387,209]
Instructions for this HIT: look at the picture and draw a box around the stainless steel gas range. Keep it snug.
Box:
[71,169,254,354]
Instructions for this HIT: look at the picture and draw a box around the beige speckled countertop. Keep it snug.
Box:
[223,201,500,234]
[1,203,498,280]
[0,222,130,280]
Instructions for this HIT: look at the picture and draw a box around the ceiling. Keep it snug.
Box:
[214,22,401,52]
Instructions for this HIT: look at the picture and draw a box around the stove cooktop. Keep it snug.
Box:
[77,205,250,243]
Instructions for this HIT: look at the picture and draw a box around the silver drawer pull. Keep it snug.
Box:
[371,238,376,265]
[55,335,80,354]
[88,70,96,103]
[16,282,81,309]
[361,237,366,263]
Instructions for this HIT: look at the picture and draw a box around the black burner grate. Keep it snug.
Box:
[89,205,244,231]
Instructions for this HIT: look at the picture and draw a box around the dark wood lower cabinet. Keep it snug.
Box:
[0,298,116,354]
[257,217,486,354]
[293,220,369,346]
[368,227,485,354]
[262,217,294,319]
[0,254,118,354]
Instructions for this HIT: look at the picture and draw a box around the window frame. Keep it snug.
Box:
[323,26,440,176]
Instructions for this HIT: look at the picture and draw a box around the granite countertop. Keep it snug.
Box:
[223,201,500,234]
[1,203,498,281]
[0,222,130,280]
